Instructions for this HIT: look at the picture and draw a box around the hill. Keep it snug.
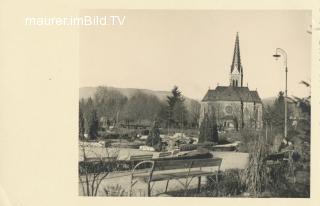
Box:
[79,86,200,110]
[80,86,171,101]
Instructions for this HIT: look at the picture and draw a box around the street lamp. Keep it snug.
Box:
[273,48,288,140]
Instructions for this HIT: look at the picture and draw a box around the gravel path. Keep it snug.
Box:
[78,150,249,196]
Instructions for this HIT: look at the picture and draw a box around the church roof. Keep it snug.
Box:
[202,86,262,103]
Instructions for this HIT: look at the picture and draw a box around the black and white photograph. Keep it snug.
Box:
[78,10,311,197]
[4,0,320,204]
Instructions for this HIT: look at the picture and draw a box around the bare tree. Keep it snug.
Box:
[79,143,119,196]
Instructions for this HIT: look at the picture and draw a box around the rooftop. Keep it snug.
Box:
[202,86,262,103]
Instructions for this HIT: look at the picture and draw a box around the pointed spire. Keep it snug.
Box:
[231,32,242,73]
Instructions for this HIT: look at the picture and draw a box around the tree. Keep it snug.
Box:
[263,105,273,126]
[82,97,94,135]
[79,145,120,196]
[79,107,85,140]
[270,92,287,131]
[198,113,219,143]
[289,80,311,153]
[122,92,163,124]
[166,86,187,128]
[146,121,162,151]
[292,80,310,117]
[94,87,127,123]
[88,109,99,140]
[172,101,188,128]
[157,102,169,127]
[188,100,201,128]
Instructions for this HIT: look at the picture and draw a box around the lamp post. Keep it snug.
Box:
[273,48,288,140]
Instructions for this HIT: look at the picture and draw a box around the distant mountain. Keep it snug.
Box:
[79,87,98,99]
[80,86,171,101]
[79,86,200,108]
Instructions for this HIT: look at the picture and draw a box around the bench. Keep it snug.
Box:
[158,151,172,158]
[129,154,153,161]
[265,150,294,162]
[83,157,116,162]
[265,150,295,183]
[129,157,222,196]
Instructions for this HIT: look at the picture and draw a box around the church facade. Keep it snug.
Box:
[200,33,263,131]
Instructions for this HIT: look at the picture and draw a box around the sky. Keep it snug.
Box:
[80,10,311,100]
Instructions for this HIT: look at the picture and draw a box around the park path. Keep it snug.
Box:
[79,151,249,196]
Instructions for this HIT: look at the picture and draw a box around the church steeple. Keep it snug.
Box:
[230,32,243,87]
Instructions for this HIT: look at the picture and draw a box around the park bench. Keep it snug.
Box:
[158,151,172,158]
[129,154,153,161]
[265,150,296,183]
[84,157,115,162]
[265,150,295,162]
[129,157,222,196]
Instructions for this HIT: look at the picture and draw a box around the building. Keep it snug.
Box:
[200,33,263,131]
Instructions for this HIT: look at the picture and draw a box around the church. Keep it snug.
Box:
[200,33,263,131]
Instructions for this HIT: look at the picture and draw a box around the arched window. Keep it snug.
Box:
[236,80,238,86]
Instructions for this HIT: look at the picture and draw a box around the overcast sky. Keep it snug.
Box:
[80,10,311,100]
